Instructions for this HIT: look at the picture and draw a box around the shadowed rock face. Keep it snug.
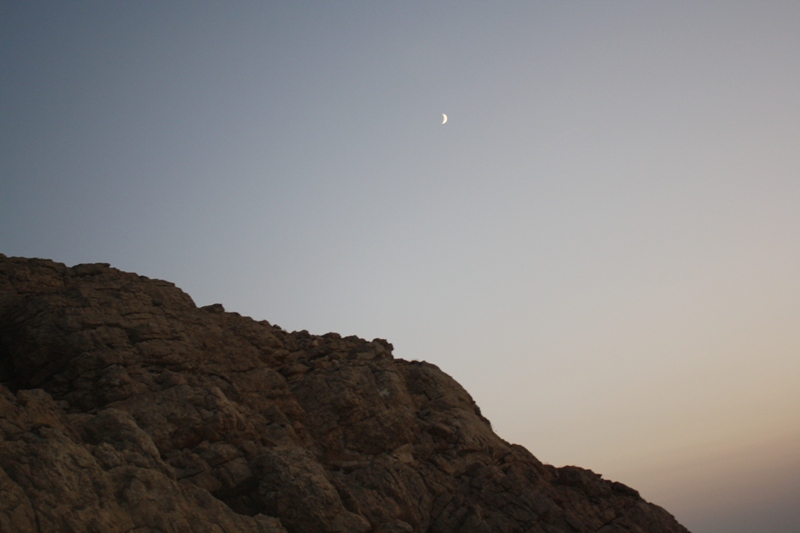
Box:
[0,254,691,533]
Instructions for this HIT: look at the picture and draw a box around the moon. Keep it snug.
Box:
[442,114,447,125]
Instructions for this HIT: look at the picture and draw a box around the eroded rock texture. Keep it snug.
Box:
[0,255,691,533]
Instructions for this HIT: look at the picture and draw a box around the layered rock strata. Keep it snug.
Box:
[0,254,690,532]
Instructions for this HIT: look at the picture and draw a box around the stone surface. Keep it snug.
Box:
[0,254,691,532]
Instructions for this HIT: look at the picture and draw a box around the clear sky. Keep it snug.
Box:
[2,2,799,531]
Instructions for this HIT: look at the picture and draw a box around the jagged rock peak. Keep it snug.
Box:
[0,254,690,532]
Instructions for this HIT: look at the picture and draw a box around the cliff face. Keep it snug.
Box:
[0,254,690,533]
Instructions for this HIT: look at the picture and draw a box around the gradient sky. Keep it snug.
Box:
[2,2,799,531]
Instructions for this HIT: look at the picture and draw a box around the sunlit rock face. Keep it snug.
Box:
[0,254,691,533]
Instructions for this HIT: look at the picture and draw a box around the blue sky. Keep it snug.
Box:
[2,2,800,531]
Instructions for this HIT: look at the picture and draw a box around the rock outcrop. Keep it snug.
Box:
[0,254,690,533]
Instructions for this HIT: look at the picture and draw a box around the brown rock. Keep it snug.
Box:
[0,254,691,532]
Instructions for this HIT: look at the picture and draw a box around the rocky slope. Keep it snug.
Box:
[0,254,690,533]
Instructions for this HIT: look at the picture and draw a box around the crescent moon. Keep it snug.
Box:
[442,114,447,125]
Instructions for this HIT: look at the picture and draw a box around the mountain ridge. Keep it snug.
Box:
[0,254,690,532]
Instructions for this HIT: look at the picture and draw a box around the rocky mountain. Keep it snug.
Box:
[0,254,690,533]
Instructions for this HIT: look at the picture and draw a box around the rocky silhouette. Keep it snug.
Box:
[0,254,690,532]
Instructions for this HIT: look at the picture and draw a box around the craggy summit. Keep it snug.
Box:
[0,255,690,532]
